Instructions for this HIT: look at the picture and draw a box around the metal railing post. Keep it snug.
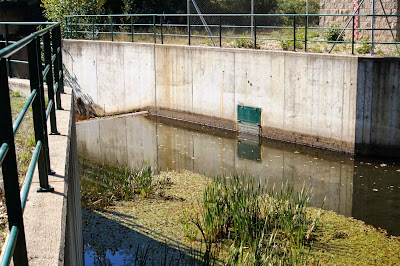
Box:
[352,16,355,55]
[0,44,29,266]
[131,16,134,42]
[188,15,191,45]
[92,16,95,40]
[5,24,13,78]
[35,36,54,177]
[153,15,156,44]
[305,15,308,52]
[74,18,77,39]
[293,16,296,52]
[254,16,257,49]
[57,26,65,94]
[43,32,59,135]
[52,27,62,109]
[219,16,222,47]
[160,16,164,44]
[28,38,54,191]
[110,17,114,41]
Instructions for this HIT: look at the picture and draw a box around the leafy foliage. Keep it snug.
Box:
[324,23,345,42]
[41,0,106,33]
[356,37,371,54]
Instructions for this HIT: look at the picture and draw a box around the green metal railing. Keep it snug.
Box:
[65,13,400,55]
[0,22,64,265]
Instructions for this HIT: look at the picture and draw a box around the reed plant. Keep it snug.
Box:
[193,175,320,264]
[79,159,155,207]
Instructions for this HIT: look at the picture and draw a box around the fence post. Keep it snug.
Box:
[28,38,54,190]
[52,27,62,110]
[293,16,296,52]
[35,36,54,177]
[305,15,308,52]
[92,16,95,40]
[153,15,156,44]
[0,44,29,266]
[254,16,257,49]
[75,18,77,39]
[352,16,355,55]
[219,16,222,47]
[110,17,114,41]
[188,15,191,45]
[43,32,59,135]
[56,26,65,94]
[131,16,134,42]
[160,16,164,44]
[5,24,12,78]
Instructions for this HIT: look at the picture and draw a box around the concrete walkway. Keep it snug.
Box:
[20,87,81,265]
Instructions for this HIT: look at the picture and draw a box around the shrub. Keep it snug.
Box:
[356,37,371,54]
[324,24,344,42]
[235,38,259,49]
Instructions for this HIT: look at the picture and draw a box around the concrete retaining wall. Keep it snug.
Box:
[63,40,400,156]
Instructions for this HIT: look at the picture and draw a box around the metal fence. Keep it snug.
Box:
[0,22,64,265]
[65,13,400,56]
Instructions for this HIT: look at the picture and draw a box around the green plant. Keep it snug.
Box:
[234,38,258,49]
[324,24,344,42]
[79,159,155,207]
[41,0,106,36]
[356,37,371,54]
[279,39,303,51]
[135,166,154,198]
[182,209,198,241]
[193,175,320,264]
[11,91,22,98]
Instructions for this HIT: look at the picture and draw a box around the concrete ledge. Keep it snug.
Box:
[18,86,83,265]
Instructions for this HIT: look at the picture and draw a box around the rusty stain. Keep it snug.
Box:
[245,72,248,105]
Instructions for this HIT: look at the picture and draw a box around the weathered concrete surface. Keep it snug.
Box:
[63,40,400,156]
[17,85,83,265]
[77,114,354,217]
[356,57,400,157]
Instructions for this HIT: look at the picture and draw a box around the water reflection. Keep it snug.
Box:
[77,114,400,236]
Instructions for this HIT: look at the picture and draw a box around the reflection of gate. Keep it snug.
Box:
[237,133,262,162]
[237,105,261,136]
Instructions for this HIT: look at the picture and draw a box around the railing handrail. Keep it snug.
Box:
[0,22,59,59]
[0,21,64,266]
[65,13,400,56]
[65,13,400,17]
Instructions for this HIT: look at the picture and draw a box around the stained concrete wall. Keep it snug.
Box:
[356,57,400,156]
[63,40,400,156]
[76,115,353,217]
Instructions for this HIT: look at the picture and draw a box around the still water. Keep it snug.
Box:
[77,113,400,262]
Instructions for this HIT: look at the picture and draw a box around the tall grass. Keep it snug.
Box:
[79,159,155,207]
[193,175,320,265]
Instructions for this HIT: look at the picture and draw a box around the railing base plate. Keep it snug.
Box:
[37,186,54,193]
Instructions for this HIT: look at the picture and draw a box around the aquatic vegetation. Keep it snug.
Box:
[79,159,155,207]
[192,175,320,264]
